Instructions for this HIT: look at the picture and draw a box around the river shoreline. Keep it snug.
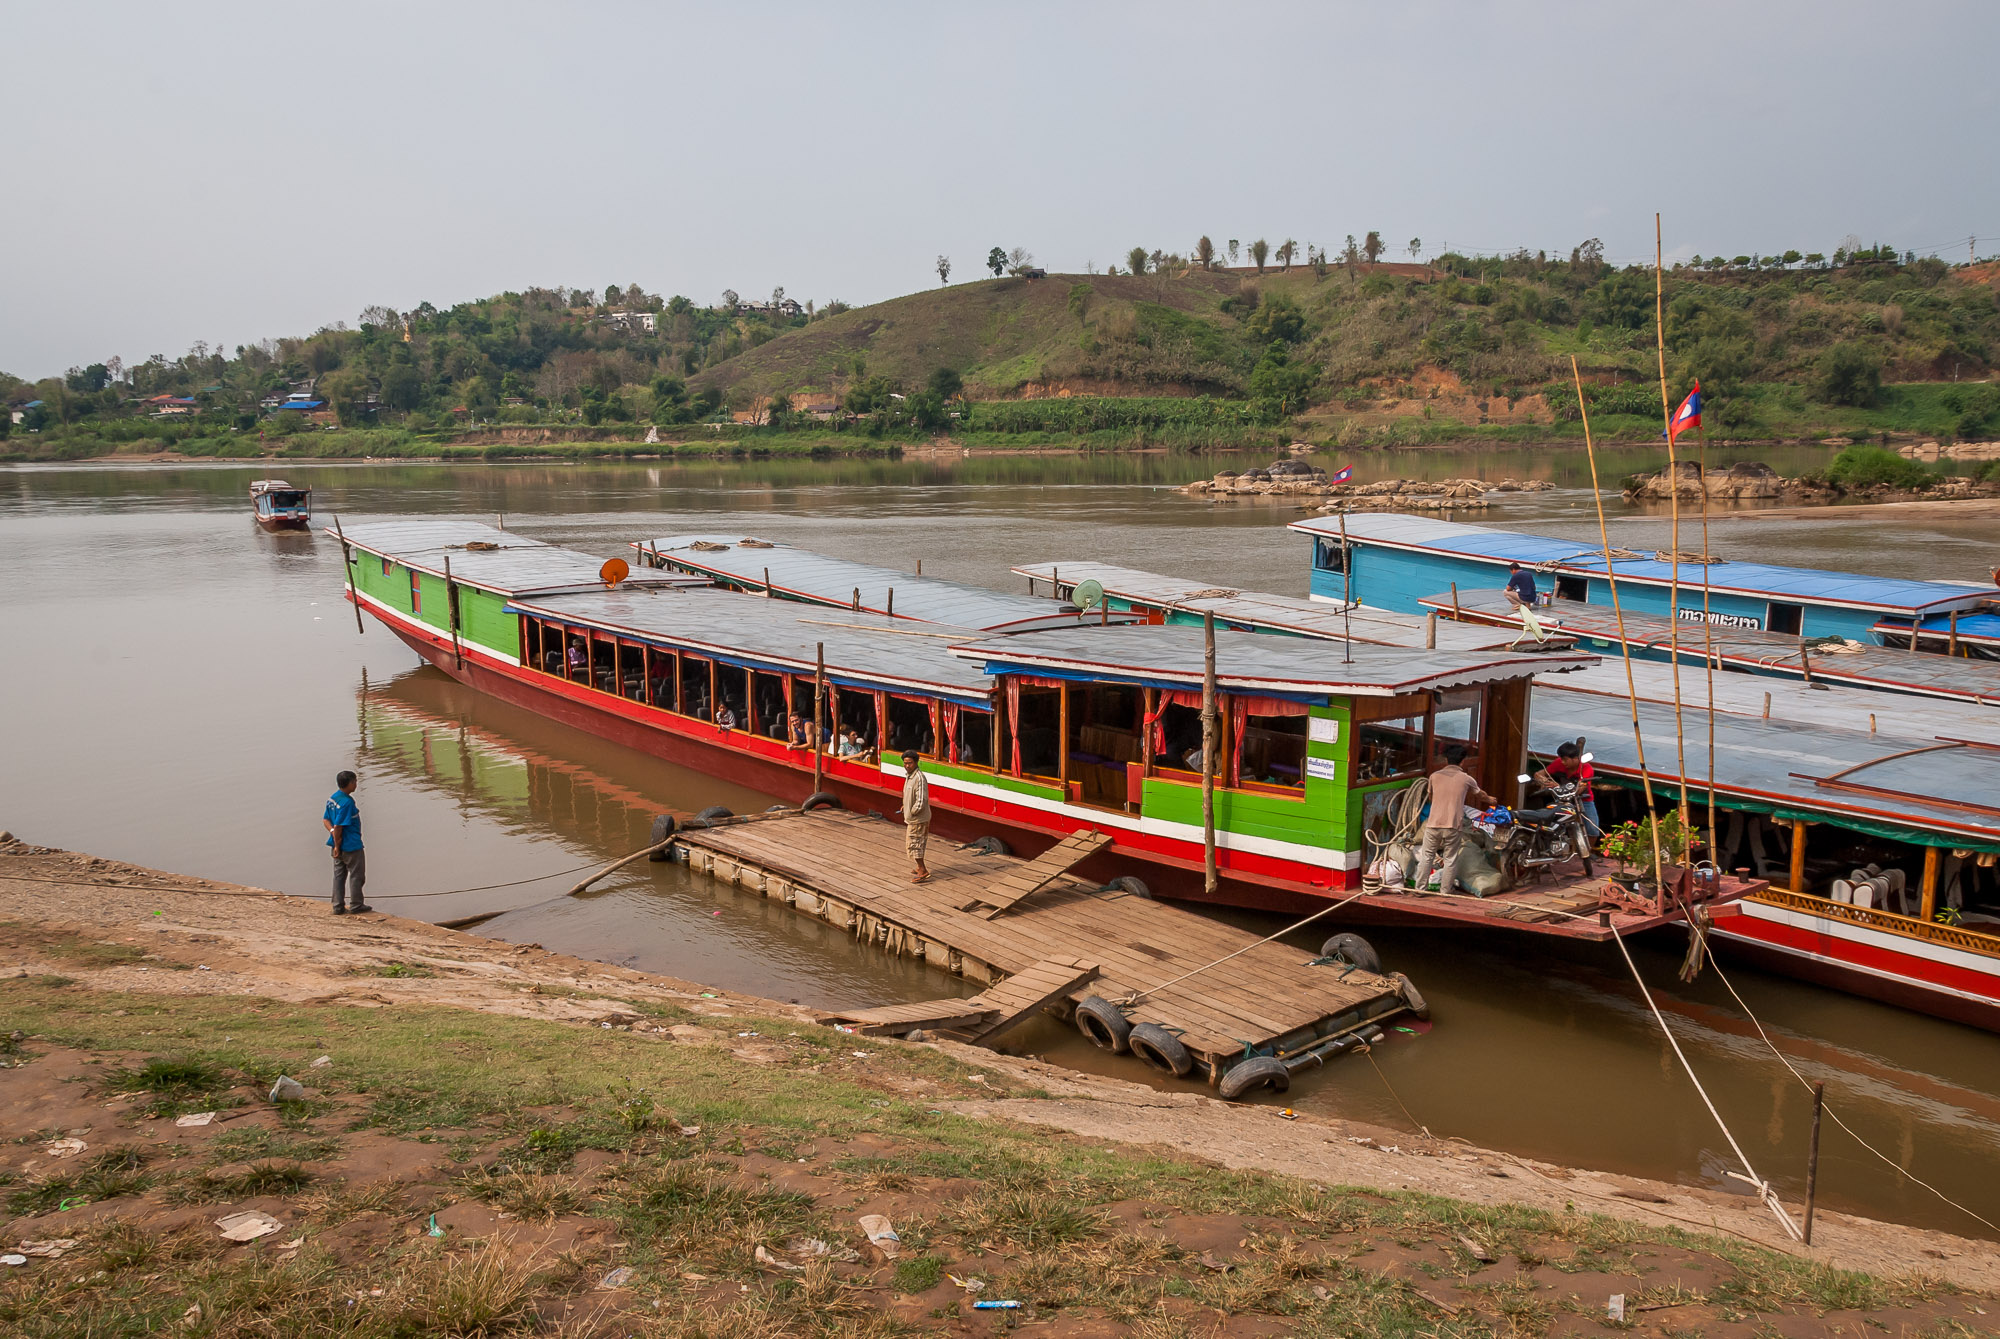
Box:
[4,833,1995,1292]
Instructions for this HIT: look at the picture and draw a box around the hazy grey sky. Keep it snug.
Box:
[5,1,1995,378]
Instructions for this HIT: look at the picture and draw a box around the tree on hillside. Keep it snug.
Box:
[1007,247,1034,275]
[1408,237,1422,260]
[936,254,951,285]
[1276,239,1298,271]
[1782,250,1802,268]
[1341,235,1361,279]
[1195,236,1216,270]
[987,247,1007,277]
[1127,246,1149,276]
[721,289,740,311]
[1249,341,1319,421]
[928,367,964,401]
[1250,239,1269,273]
[1363,231,1384,264]
[1817,342,1882,407]
[1228,239,1240,265]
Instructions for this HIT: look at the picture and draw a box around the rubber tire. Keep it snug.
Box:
[1390,971,1430,1021]
[1320,932,1383,974]
[1127,1023,1194,1077]
[694,806,733,822]
[1101,876,1152,899]
[963,835,1011,856]
[648,814,677,860]
[1073,996,1132,1053]
[766,804,791,813]
[801,791,842,813]
[1219,1056,1291,1101]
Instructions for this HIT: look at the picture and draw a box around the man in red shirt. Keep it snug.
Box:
[1534,741,1600,840]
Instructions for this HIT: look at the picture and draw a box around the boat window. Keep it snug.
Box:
[955,707,995,768]
[1313,537,1347,573]
[1012,687,1062,779]
[1152,700,1205,777]
[381,556,392,577]
[884,695,936,757]
[678,655,711,719]
[1070,684,1142,809]
[647,648,678,710]
[836,685,878,754]
[616,641,646,701]
[788,674,829,748]
[1555,575,1588,603]
[713,664,748,727]
[1238,711,1308,793]
[1356,713,1427,783]
[1768,601,1802,637]
[1430,688,1483,768]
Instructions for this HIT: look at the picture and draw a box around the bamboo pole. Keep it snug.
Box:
[1920,844,1940,921]
[1574,355,1668,889]
[1789,820,1808,894]
[1655,213,1691,826]
[1202,611,1219,896]
[764,566,772,598]
[1803,1081,1826,1245]
[1697,423,1717,864]
[1338,509,1354,663]
[812,642,826,798]
[443,555,464,670]
[333,517,365,635]
[1950,610,1961,657]
[1058,684,1070,795]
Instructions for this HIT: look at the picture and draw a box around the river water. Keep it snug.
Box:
[4,448,1998,1240]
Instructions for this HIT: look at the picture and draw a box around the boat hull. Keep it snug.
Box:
[256,515,311,531]
[1708,896,2000,1032]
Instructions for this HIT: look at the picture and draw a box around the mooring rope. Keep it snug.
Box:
[1110,889,1373,1007]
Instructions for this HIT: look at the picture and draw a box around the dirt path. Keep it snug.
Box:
[4,836,1996,1292]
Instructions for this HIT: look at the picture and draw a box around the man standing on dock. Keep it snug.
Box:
[1410,745,1494,897]
[322,770,373,915]
[903,751,932,884]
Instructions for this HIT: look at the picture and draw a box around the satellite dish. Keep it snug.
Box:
[1073,579,1105,611]
[599,557,630,588]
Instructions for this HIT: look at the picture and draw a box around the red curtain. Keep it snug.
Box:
[1007,679,1022,774]
[1147,688,1205,754]
[942,703,960,763]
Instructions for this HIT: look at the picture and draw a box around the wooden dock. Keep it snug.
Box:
[674,810,1420,1095]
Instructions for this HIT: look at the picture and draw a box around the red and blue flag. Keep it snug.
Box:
[1329,464,1355,483]
[1667,382,1702,444]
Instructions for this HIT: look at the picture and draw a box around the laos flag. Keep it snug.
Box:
[1667,382,1702,444]
[1329,464,1355,483]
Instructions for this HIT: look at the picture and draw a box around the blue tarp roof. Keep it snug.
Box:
[1292,513,2000,616]
[275,399,325,410]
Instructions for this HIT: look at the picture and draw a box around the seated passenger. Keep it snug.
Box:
[713,701,737,730]
[566,642,588,674]
[838,728,866,758]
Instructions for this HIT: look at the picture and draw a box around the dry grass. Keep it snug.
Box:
[393,1243,544,1337]
[453,1168,592,1223]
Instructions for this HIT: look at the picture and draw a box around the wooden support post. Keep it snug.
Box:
[1789,819,1808,894]
[888,587,895,618]
[443,555,464,670]
[930,697,941,757]
[1763,691,1772,719]
[1202,611,1219,896]
[916,558,922,576]
[1907,620,1920,655]
[708,658,718,724]
[989,695,1001,770]
[1450,582,1461,617]
[1425,611,1438,649]
[812,643,825,798]
[1141,687,1156,775]
[1058,685,1070,795]
[764,566,772,598]
[852,586,860,611]
[1800,645,1813,684]
[1949,610,1961,657]
[1803,1081,1826,1246]
[1920,844,1940,921]
[332,517,366,635]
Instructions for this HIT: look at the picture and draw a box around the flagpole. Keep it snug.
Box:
[1655,213,1691,828]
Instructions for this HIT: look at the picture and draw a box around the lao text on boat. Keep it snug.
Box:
[329,517,1750,940]
[675,808,1426,1098]
[1023,554,2000,1031]
[248,479,312,530]
[1291,512,2000,656]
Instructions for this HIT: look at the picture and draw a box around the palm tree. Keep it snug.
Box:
[1250,239,1269,273]
[1276,239,1298,271]
[1195,236,1216,270]
[1363,231,1384,264]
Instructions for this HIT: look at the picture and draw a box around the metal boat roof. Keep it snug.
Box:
[1012,560,1548,652]
[1291,512,2000,616]
[1420,587,2000,707]
[1529,691,2000,846]
[509,586,997,706]
[330,520,701,598]
[636,535,1142,633]
[952,625,1594,700]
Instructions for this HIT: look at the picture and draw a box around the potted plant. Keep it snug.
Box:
[1598,810,1692,892]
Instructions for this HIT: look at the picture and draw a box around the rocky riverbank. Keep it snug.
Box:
[1180,460,1555,512]
[1625,458,2000,504]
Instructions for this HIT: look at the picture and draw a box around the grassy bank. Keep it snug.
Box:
[1,973,1975,1339]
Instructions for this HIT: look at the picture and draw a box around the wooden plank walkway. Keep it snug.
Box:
[833,956,1100,1041]
[964,831,1112,918]
[677,810,1415,1083]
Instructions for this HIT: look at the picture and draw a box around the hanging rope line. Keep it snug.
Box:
[1654,214,1692,825]
[1110,889,1372,1007]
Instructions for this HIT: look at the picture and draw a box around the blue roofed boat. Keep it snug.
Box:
[1289,512,2000,653]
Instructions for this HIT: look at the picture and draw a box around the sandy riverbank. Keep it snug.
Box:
[2,836,1994,1333]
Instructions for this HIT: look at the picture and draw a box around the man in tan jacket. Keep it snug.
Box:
[1409,745,1494,897]
[903,751,932,883]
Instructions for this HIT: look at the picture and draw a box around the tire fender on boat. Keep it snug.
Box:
[1218,1056,1291,1101]
[1320,932,1382,975]
[648,814,677,860]
[1073,995,1132,1053]
[1100,875,1152,899]
[1389,971,1429,1021]
[1127,1022,1193,1076]
[802,791,842,812]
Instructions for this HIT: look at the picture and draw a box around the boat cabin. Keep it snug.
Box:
[249,479,312,529]
[1293,512,2000,651]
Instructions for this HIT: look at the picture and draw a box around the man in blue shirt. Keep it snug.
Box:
[1504,563,1538,609]
[322,770,373,915]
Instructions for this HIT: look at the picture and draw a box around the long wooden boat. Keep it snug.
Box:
[329,518,1752,940]
[1018,558,2000,1032]
[1292,512,2000,656]
[249,479,312,530]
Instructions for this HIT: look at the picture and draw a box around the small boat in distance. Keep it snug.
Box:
[249,479,312,530]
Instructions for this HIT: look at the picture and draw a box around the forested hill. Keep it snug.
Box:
[5,253,1998,453]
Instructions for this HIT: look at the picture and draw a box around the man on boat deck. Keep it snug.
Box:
[1410,745,1494,898]
[321,770,373,915]
[1535,742,1601,841]
[903,751,932,884]
[1503,563,1538,609]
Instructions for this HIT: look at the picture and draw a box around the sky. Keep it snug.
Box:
[4,0,1996,379]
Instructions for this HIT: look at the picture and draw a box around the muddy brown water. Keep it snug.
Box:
[4,451,1999,1241]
